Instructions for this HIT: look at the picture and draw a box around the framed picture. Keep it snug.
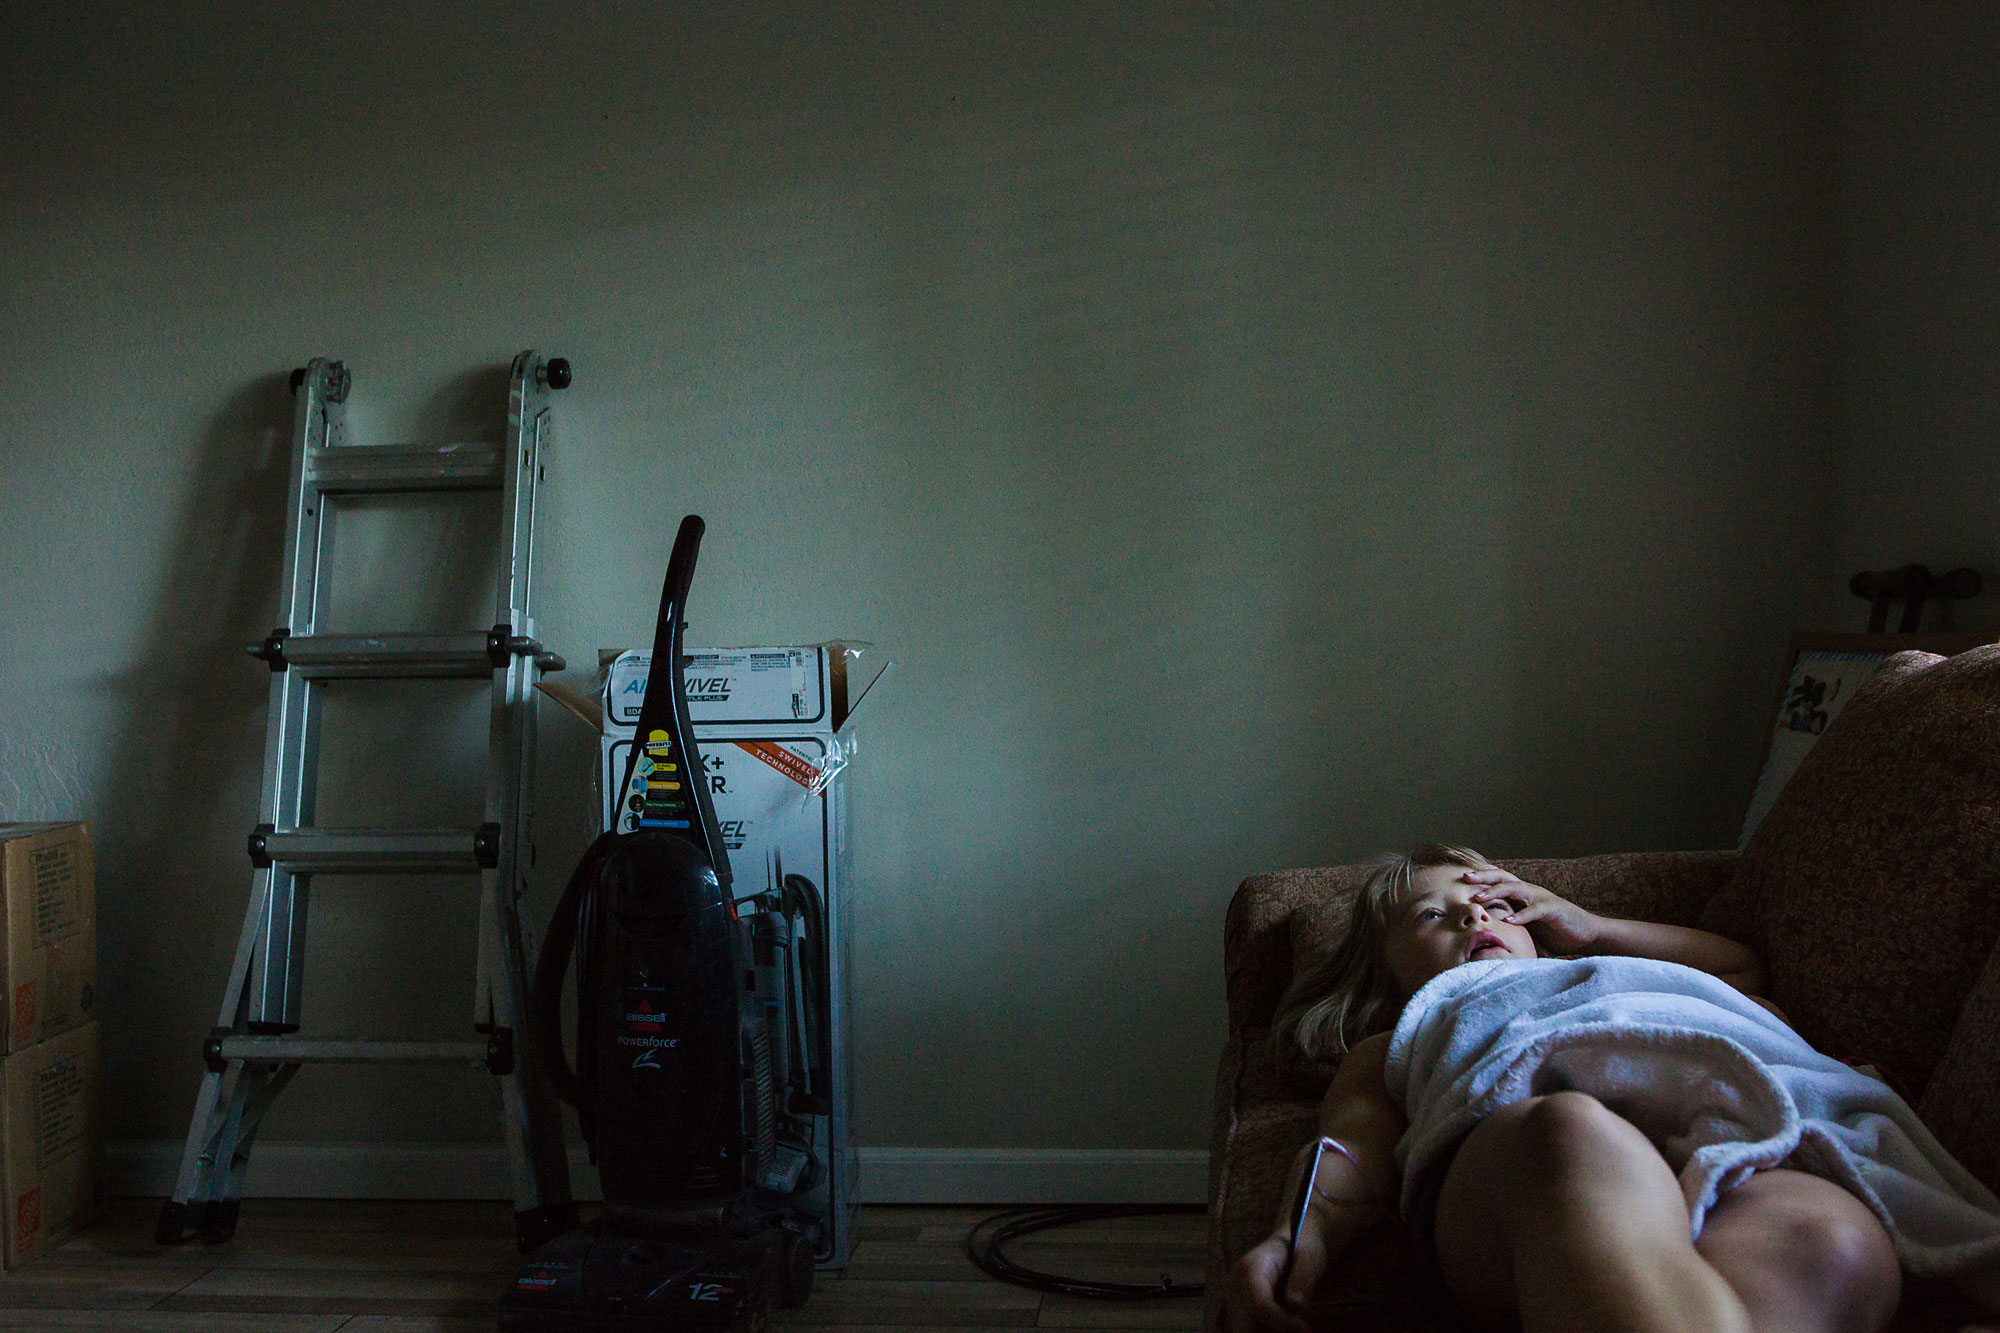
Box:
[1739,631,1996,845]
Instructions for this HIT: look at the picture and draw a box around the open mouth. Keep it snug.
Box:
[1466,931,1507,961]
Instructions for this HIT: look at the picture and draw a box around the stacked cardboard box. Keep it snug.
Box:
[0,823,100,1267]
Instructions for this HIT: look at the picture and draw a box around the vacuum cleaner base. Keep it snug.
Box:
[500,1216,815,1333]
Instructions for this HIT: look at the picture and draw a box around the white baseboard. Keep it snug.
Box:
[108,1141,1209,1205]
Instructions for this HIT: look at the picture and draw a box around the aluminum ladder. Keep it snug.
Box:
[158,351,579,1252]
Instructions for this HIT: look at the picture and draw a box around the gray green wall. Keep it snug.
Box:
[1834,2,2000,628]
[0,3,1885,1191]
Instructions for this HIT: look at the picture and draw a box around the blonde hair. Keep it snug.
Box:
[1272,844,1491,1065]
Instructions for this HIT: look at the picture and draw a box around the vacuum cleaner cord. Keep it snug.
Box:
[964,1204,1206,1300]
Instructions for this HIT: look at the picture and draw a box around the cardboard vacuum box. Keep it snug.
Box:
[0,824,97,1053]
[536,643,886,1271]
[0,1021,101,1267]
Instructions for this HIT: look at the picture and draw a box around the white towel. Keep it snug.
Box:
[1382,955,2000,1276]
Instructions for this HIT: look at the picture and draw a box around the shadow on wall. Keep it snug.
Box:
[91,373,294,1139]
[366,362,512,453]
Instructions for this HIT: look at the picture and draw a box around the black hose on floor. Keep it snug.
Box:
[965,1203,1206,1300]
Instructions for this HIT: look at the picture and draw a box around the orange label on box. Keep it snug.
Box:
[11,983,34,1046]
[16,1189,38,1245]
[734,741,820,789]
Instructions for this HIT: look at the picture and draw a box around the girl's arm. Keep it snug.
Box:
[1581,915,1766,994]
[1225,1031,1406,1333]
[1459,868,1767,995]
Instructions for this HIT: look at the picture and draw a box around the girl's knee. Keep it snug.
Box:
[1764,1199,1897,1298]
[1474,1093,1686,1233]
[1700,1173,1901,1331]
[1514,1091,1654,1173]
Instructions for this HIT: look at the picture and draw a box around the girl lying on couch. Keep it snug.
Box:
[1226,844,2000,1333]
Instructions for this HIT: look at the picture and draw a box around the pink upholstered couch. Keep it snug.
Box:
[1205,647,2000,1332]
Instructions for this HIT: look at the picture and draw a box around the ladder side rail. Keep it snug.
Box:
[168,1064,242,1214]
[183,1064,250,1205]
[283,359,346,638]
[480,348,544,1020]
[212,1061,302,1222]
[488,853,574,1219]
[248,360,345,1031]
[480,353,575,1229]
[476,669,527,1034]
[162,844,284,1234]
[249,628,322,1030]
[476,353,552,1030]
[503,350,547,619]
[167,873,272,1185]
[250,701,319,1029]
[161,1058,291,1243]
[482,645,571,1214]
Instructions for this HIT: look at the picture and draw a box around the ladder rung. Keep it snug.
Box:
[215,1037,491,1066]
[249,826,499,874]
[247,627,563,676]
[306,442,506,493]
[259,632,502,678]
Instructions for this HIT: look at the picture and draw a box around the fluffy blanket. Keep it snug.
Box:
[1382,955,2000,1276]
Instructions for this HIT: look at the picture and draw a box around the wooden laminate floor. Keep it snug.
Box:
[0,1199,1209,1331]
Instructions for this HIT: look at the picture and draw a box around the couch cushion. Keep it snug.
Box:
[1698,646,2000,1099]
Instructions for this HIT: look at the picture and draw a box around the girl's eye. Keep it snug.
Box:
[1416,909,1441,922]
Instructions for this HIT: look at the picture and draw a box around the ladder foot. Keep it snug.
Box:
[155,1199,198,1246]
[198,1198,242,1244]
[514,1202,581,1254]
[158,1198,240,1245]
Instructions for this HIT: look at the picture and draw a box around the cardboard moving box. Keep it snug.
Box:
[538,644,886,1271]
[0,825,97,1053]
[0,1021,100,1267]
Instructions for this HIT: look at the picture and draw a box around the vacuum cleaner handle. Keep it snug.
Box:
[537,515,734,1137]
[617,514,732,888]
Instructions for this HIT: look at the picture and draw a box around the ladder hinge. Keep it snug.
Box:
[203,1028,233,1073]
[249,629,290,672]
[475,822,502,868]
[289,360,350,401]
[486,1027,515,1076]
[487,623,562,672]
[248,824,275,868]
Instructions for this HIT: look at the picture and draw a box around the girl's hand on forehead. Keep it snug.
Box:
[1459,868,1605,955]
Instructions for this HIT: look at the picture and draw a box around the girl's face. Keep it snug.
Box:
[1382,862,1538,997]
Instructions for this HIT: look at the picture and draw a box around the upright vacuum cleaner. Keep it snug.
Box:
[503,515,824,1332]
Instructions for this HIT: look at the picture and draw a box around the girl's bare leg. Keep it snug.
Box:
[1433,1092,1748,1333]
[1693,1168,1899,1333]
[1432,1093,1898,1333]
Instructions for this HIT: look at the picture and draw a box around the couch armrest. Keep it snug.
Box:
[1916,936,2000,1196]
[1223,850,1742,1037]
[1224,865,1372,1044]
